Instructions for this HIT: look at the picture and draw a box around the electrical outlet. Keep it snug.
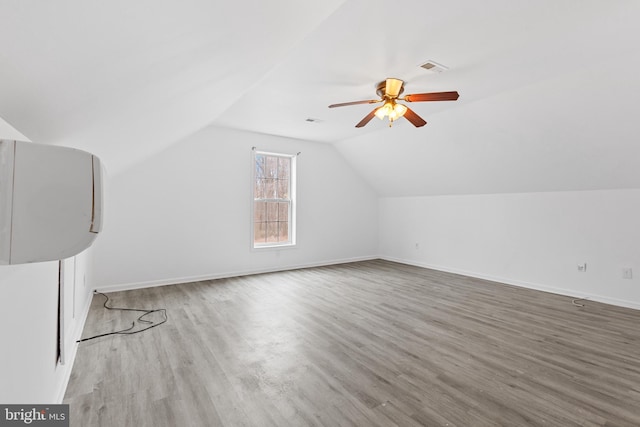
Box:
[577,263,587,272]
[415,243,420,250]
[623,268,633,279]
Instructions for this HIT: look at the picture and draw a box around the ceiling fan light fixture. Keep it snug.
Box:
[375,102,392,119]
[393,103,407,118]
[375,101,407,122]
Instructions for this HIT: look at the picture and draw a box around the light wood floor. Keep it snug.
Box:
[64,260,640,426]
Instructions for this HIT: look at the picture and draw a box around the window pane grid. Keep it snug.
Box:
[253,201,290,245]
[253,153,293,247]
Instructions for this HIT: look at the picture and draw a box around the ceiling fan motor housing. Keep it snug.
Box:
[376,78,405,98]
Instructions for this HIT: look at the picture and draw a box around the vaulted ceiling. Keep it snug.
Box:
[1,1,639,196]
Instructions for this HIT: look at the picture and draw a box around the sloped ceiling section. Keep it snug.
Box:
[328,1,640,196]
[0,0,346,173]
[1,1,640,196]
[213,0,640,196]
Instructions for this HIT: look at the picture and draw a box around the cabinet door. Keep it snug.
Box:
[0,140,15,264]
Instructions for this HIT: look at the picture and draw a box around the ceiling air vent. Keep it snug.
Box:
[420,60,449,73]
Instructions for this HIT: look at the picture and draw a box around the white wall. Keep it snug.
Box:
[379,189,640,309]
[0,250,93,403]
[92,126,379,290]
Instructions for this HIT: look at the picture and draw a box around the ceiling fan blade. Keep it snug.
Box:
[403,107,427,127]
[403,91,459,102]
[328,99,381,108]
[355,108,379,128]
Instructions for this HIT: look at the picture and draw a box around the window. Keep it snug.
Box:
[252,150,296,248]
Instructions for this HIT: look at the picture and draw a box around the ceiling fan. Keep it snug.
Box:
[328,78,459,128]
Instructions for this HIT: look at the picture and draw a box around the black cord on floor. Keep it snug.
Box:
[77,292,168,343]
[572,297,588,307]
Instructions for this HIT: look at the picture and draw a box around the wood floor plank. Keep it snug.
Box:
[65,260,640,426]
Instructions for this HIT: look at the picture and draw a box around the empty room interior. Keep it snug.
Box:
[1,1,640,426]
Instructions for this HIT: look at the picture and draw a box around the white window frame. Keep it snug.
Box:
[251,149,297,249]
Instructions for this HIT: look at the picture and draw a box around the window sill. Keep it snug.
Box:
[252,242,297,251]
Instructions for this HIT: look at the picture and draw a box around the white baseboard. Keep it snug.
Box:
[54,288,94,403]
[380,256,640,311]
[95,255,379,293]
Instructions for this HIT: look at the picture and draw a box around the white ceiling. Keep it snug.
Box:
[1,0,640,196]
